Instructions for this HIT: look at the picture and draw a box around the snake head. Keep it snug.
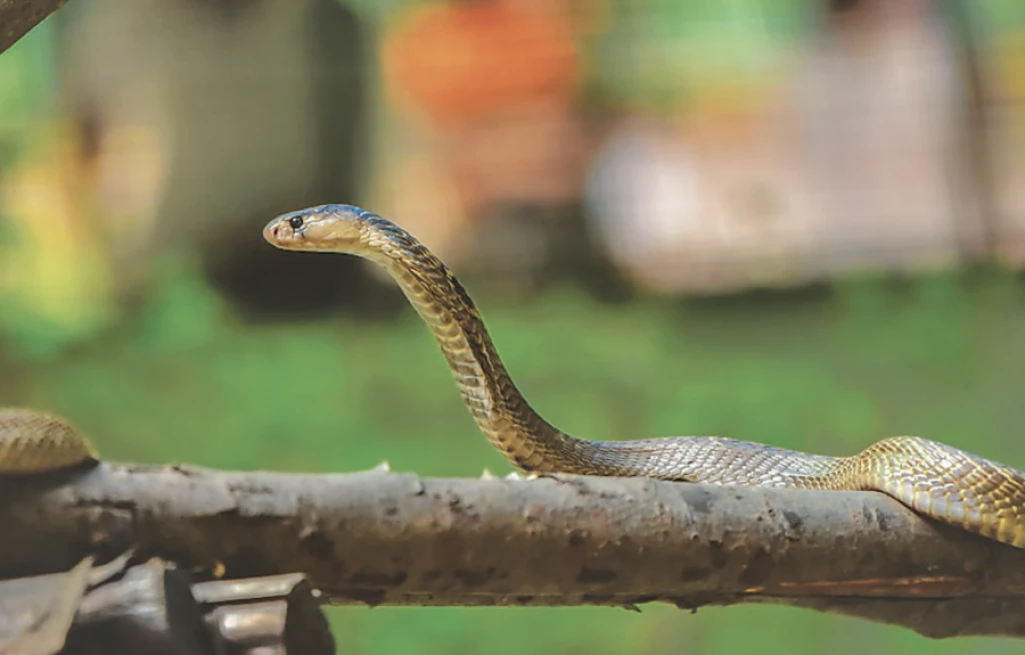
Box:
[263,204,366,253]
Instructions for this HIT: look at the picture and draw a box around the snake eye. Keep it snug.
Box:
[288,215,304,230]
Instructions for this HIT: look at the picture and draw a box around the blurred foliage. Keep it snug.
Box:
[589,0,812,114]
[0,23,54,132]
[0,127,117,358]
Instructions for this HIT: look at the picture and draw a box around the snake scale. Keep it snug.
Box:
[3,203,1024,551]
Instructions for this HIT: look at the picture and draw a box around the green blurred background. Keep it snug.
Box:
[3,0,1025,653]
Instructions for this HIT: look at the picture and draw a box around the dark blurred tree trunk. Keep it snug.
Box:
[203,0,403,321]
[53,0,401,321]
[938,0,997,262]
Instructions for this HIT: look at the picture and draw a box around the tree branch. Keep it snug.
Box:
[3,463,1025,639]
[0,0,71,55]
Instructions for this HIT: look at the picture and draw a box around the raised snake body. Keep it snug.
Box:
[262,204,1025,549]
[3,203,1024,550]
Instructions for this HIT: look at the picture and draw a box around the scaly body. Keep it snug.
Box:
[0,408,96,475]
[262,203,1025,548]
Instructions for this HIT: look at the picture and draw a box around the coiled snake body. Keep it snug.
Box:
[4,203,1024,551]
[0,408,97,475]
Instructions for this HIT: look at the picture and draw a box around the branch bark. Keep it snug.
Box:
[0,555,334,655]
[0,0,71,55]
[3,463,1025,640]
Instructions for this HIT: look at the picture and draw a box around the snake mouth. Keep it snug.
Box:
[263,218,306,251]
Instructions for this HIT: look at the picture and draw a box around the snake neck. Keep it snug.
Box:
[361,220,596,473]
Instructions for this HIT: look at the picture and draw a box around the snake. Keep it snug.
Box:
[3,203,1024,552]
[261,203,1025,549]
[0,408,97,475]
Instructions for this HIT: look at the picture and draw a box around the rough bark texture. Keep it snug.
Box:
[0,0,70,55]
[0,557,93,655]
[4,463,1025,639]
[63,559,213,655]
[0,556,334,655]
[194,573,335,655]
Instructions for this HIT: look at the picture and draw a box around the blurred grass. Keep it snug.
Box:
[6,262,1025,654]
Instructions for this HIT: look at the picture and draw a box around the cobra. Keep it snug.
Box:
[263,203,1025,549]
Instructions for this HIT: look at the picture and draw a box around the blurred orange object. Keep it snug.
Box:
[383,0,580,129]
